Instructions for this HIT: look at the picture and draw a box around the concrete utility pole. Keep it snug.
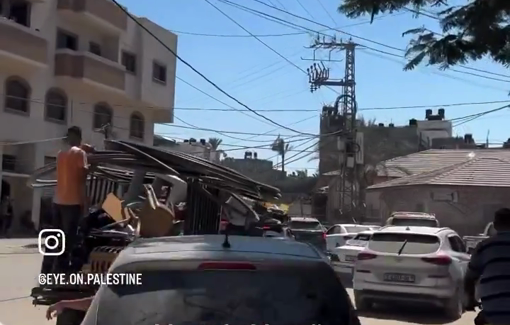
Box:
[306,36,364,223]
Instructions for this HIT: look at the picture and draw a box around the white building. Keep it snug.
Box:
[0,0,177,229]
[153,136,222,163]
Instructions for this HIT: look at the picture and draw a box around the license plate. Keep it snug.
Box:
[345,255,356,262]
[383,273,415,283]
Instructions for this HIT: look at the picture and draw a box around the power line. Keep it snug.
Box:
[244,0,510,81]
[205,0,337,96]
[109,0,320,136]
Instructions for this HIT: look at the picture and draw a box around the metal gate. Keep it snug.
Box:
[183,179,220,235]
[86,176,118,207]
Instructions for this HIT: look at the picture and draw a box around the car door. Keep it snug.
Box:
[447,234,471,281]
[326,226,342,250]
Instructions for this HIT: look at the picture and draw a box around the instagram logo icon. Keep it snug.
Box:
[38,229,66,256]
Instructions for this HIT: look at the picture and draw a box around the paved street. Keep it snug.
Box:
[0,238,476,325]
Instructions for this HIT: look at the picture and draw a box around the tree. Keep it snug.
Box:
[271,136,293,173]
[208,137,222,150]
[338,0,510,71]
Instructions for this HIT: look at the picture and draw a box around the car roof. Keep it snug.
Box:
[391,212,436,219]
[355,230,375,235]
[377,226,448,235]
[289,217,319,222]
[334,224,374,227]
[112,235,324,268]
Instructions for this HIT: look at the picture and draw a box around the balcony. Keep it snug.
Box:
[0,18,47,70]
[54,50,126,92]
[57,0,127,34]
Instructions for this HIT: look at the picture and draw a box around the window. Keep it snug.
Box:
[129,112,144,139]
[44,156,56,165]
[2,154,16,171]
[152,62,167,83]
[369,233,441,255]
[56,30,78,50]
[448,236,467,253]
[93,103,113,129]
[4,77,30,113]
[89,42,101,56]
[326,226,339,234]
[121,51,136,74]
[344,225,374,234]
[95,267,357,325]
[44,88,67,122]
[8,1,30,27]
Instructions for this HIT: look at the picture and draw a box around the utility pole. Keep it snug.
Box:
[306,36,364,223]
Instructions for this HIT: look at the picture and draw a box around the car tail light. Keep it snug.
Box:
[421,255,452,265]
[198,262,257,270]
[262,226,271,230]
[322,232,327,239]
[358,252,378,260]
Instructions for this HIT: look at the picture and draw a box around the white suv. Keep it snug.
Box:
[353,226,470,319]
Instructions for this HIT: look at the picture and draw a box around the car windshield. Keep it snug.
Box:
[95,268,359,325]
[344,226,373,233]
[368,233,440,254]
[390,218,438,227]
[346,234,371,246]
[290,221,322,230]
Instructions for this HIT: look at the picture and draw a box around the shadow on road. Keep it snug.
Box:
[357,304,454,325]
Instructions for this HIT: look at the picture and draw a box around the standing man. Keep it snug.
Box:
[465,208,510,325]
[50,126,89,273]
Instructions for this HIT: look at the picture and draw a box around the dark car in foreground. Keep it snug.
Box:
[288,217,327,251]
[80,235,360,325]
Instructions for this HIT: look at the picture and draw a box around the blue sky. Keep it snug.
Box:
[119,0,510,173]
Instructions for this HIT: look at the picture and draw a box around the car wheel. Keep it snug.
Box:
[354,290,373,311]
[56,309,86,325]
[444,288,463,320]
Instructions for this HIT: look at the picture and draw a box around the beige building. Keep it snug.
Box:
[366,149,510,235]
[153,135,222,163]
[0,0,177,229]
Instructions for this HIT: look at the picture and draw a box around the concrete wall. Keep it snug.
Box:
[368,185,508,236]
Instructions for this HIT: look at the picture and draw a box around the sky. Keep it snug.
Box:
[119,0,510,174]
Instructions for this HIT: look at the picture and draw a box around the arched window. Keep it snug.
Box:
[93,103,112,129]
[129,112,145,139]
[4,77,30,113]
[45,88,67,122]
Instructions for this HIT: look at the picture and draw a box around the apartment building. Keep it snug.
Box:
[0,0,177,229]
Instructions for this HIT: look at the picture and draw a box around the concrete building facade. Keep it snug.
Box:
[153,135,221,163]
[0,0,177,229]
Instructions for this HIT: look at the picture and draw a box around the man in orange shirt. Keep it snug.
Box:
[50,126,89,273]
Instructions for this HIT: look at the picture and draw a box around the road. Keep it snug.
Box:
[0,238,477,325]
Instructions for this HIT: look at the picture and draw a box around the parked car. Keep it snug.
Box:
[353,226,470,319]
[80,235,361,325]
[325,224,380,251]
[288,217,327,251]
[463,222,496,254]
[385,212,439,227]
[330,230,374,275]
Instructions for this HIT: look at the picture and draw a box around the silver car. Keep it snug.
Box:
[353,226,470,319]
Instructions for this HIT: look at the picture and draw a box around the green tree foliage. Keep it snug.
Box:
[338,0,510,70]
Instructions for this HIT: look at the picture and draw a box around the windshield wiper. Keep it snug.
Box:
[397,240,408,255]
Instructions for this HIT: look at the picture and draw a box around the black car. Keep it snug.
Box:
[288,217,327,251]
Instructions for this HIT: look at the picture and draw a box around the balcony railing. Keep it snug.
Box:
[54,51,125,91]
